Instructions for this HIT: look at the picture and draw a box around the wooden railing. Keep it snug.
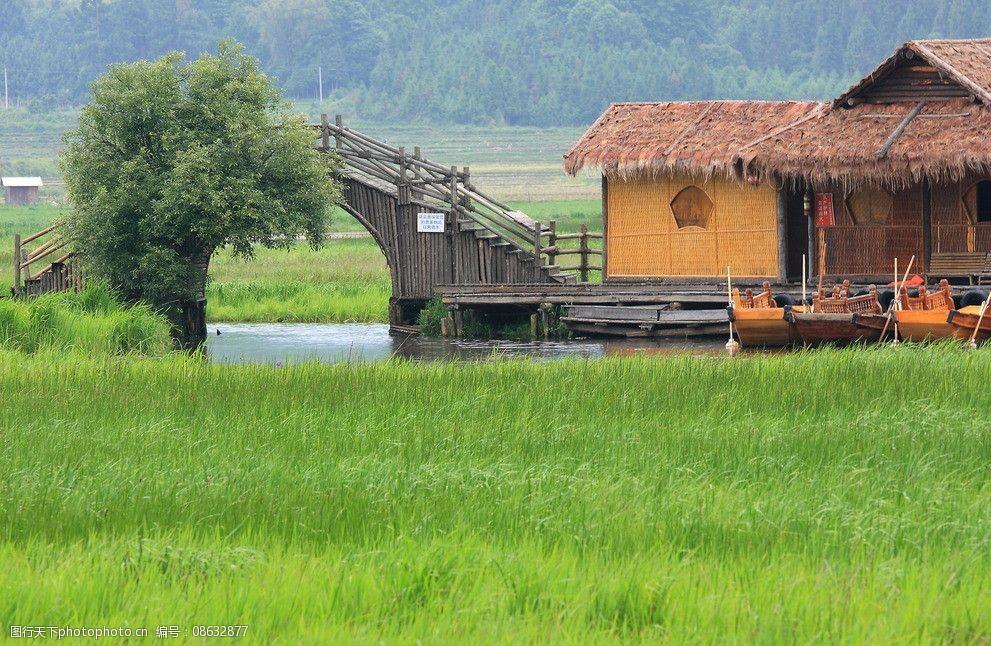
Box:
[818,225,924,276]
[12,220,82,296]
[317,115,602,283]
[543,221,603,282]
[934,224,991,254]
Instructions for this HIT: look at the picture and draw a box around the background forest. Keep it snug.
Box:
[2,0,991,125]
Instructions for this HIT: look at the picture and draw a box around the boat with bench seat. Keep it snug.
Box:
[893,279,965,341]
[728,282,801,347]
[947,305,991,342]
[788,281,885,345]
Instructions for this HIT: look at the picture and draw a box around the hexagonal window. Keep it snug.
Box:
[963,180,991,223]
[846,187,892,225]
[670,186,713,230]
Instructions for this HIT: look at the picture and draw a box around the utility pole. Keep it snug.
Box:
[3,68,8,109]
[318,66,324,105]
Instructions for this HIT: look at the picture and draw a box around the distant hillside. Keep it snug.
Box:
[2,0,991,125]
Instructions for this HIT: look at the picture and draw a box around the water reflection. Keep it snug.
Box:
[204,322,735,365]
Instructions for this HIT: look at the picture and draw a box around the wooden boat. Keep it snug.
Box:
[947,305,991,342]
[893,279,967,341]
[788,281,885,345]
[729,282,800,347]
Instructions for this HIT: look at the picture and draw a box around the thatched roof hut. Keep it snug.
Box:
[565,39,991,283]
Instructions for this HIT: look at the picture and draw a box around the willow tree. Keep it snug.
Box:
[62,41,339,348]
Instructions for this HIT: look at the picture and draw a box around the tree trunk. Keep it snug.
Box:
[171,247,214,351]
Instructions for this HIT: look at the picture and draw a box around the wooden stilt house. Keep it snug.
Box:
[565,39,991,285]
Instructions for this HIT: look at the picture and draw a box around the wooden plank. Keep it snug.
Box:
[601,175,609,281]
[568,305,664,321]
[877,101,925,160]
[922,180,932,273]
[776,185,788,282]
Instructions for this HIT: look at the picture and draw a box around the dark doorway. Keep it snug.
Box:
[977,180,991,222]
[785,186,808,281]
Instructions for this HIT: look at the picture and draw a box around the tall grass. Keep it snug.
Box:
[1,346,991,640]
[0,283,172,356]
[206,239,391,323]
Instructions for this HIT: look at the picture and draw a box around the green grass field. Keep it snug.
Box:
[2,346,990,641]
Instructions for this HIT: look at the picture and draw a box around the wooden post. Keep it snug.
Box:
[334,115,343,150]
[922,179,932,273]
[817,228,826,278]
[547,220,557,268]
[449,166,461,284]
[460,166,471,211]
[530,313,538,339]
[449,166,459,226]
[398,146,409,205]
[320,113,330,150]
[412,147,423,201]
[579,223,590,283]
[601,175,609,281]
[805,188,816,281]
[533,221,543,282]
[776,183,788,283]
[13,233,21,292]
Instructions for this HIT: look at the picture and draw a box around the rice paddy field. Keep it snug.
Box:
[1,346,991,641]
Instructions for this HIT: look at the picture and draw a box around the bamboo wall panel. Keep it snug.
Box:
[606,174,777,278]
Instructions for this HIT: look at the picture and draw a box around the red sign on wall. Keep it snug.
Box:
[814,193,836,227]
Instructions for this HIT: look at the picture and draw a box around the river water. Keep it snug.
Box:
[203,323,732,364]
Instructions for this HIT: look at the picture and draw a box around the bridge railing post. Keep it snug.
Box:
[449,166,460,228]
[13,233,21,293]
[533,221,543,282]
[547,220,557,268]
[412,147,424,201]
[579,223,590,283]
[398,146,410,205]
[460,166,471,211]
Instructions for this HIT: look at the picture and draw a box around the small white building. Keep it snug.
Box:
[2,177,43,205]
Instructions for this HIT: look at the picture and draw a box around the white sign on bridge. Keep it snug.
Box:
[417,212,446,233]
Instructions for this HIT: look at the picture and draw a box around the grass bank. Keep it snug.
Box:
[2,346,990,640]
[0,284,172,356]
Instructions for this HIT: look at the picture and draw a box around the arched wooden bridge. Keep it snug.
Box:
[316,116,582,326]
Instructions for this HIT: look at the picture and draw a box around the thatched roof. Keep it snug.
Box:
[563,101,824,179]
[835,39,991,108]
[745,99,991,188]
[565,39,991,187]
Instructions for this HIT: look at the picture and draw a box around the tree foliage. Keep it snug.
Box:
[5,1,991,124]
[62,42,339,315]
